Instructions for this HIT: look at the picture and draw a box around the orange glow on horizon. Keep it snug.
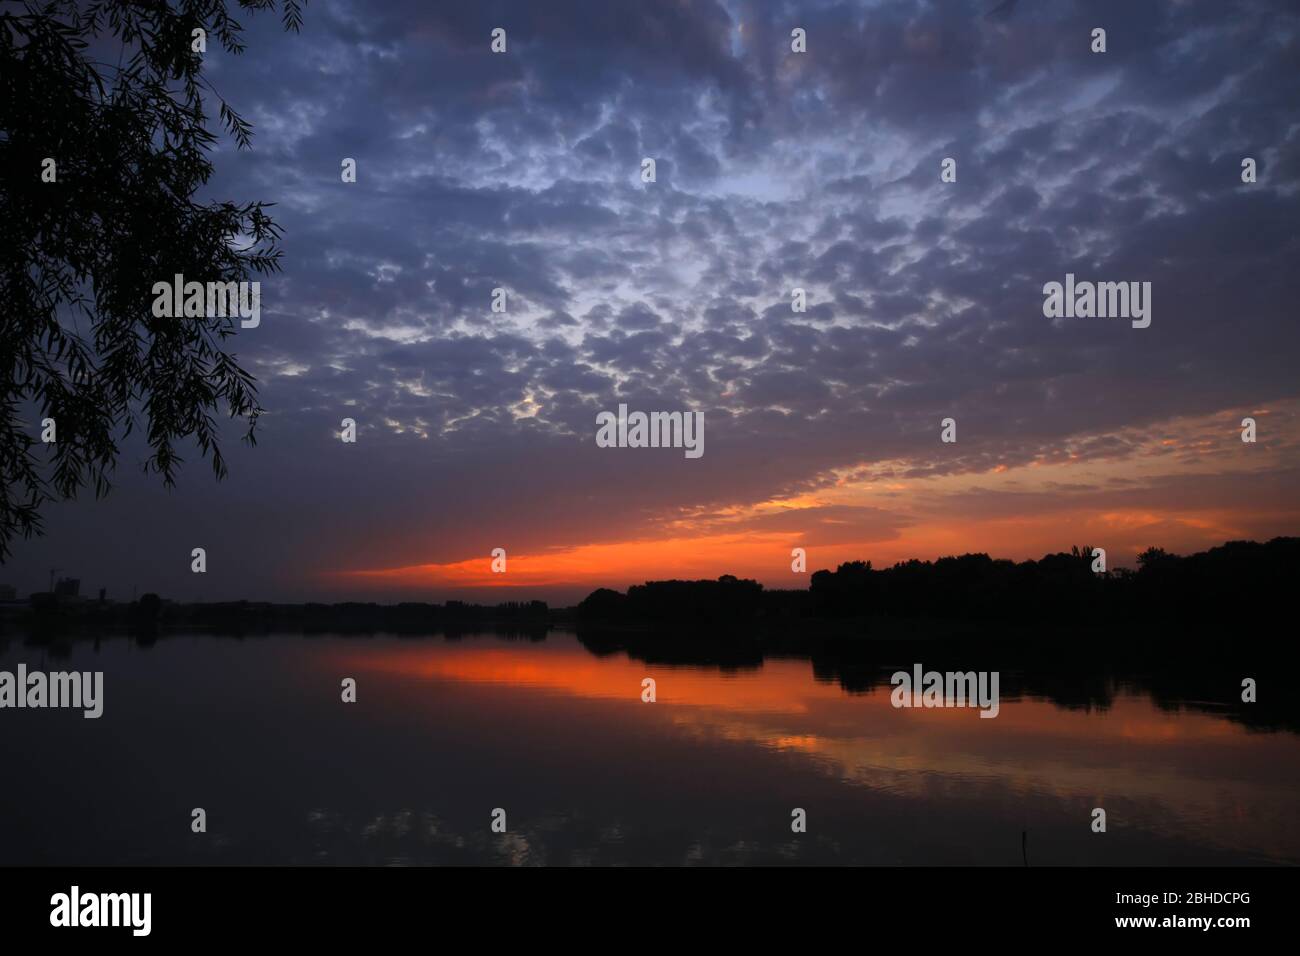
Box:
[330,502,1287,594]
[328,403,1300,597]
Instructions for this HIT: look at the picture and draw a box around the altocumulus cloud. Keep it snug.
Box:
[10,0,1300,600]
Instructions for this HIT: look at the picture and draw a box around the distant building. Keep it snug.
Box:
[0,584,15,601]
[54,577,80,598]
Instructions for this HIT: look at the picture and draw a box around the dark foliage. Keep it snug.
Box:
[577,537,1299,630]
[0,1,305,558]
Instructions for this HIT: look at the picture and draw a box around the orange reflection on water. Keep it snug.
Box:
[330,635,1300,863]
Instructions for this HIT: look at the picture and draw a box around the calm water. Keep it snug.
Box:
[1,630,1296,865]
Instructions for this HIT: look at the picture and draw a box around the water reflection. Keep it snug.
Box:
[0,629,1295,865]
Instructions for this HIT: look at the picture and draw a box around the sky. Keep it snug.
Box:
[6,0,1300,604]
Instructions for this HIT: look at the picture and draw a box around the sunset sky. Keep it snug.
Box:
[7,0,1300,603]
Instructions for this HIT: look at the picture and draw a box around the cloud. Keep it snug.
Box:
[8,0,1300,600]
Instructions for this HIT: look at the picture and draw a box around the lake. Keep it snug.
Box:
[1,629,1295,865]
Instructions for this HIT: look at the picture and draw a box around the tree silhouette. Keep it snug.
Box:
[0,0,304,558]
[576,538,1299,630]
[1136,546,1172,569]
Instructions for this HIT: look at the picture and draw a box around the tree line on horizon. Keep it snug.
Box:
[576,536,1298,629]
[11,537,1294,637]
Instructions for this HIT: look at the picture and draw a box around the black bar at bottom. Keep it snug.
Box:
[3,865,1290,941]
